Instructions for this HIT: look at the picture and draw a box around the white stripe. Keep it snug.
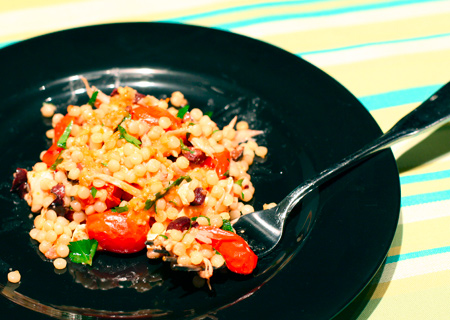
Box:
[380,251,450,283]
[302,35,450,67]
[235,1,450,37]
[0,0,220,40]
[400,200,450,224]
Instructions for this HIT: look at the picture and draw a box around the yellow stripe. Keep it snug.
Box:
[364,271,450,319]
[387,216,450,256]
[260,12,450,55]
[369,102,418,132]
[370,269,450,299]
[323,49,450,97]
[0,0,89,13]
[401,178,450,197]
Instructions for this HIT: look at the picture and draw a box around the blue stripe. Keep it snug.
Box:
[400,170,450,185]
[299,32,450,56]
[162,0,445,29]
[402,189,450,207]
[386,245,450,263]
[166,0,334,22]
[358,85,443,111]
[208,0,444,30]
[0,41,17,49]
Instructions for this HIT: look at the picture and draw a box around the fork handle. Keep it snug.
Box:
[279,82,450,216]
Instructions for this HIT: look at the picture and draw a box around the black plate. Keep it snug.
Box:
[0,23,400,319]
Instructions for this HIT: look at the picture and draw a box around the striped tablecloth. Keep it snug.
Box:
[1,1,450,319]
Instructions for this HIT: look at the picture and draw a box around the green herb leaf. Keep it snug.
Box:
[68,239,98,266]
[145,175,192,210]
[169,200,178,206]
[223,170,229,177]
[118,125,141,148]
[50,153,63,170]
[241,192,245,199]
[221,219,233,232]
[56,120,73,149]
[176,105,189,119]
[158,234,168,239]
[180,139,194,153]
[204,111,213,118]
[101,162,108,167]
[88,91,98,107]
[111,205,129,213]
[235,178,244,186]
[90,187,97,198]
[119,113,131,125]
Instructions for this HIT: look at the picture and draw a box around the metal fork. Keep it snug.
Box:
[233,82,450,257]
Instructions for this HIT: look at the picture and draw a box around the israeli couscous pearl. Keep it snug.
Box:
[7,271,21,283]
[41,103,56,117]
[53,258,67,270]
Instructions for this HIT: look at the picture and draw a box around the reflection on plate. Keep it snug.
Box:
[0,23,400,319]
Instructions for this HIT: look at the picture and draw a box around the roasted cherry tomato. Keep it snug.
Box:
[202,150,230,178]
[196,225,257,275]
[86,210,149,254]
[130,105,180,130]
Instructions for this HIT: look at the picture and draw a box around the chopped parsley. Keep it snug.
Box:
[68,239,98,266]
[235,178,244,186]
[191,215,210,225]
[56,120,73,149]
[204,111,213,118]
[180,139,194,153]
[88,91,98,107]
[221,219,233,232]
[119,113,131,124]
[100,162,108,167]
[90,187,97,198]
[118,125,141,148]
[145,175,192,210]
[176,105,189,119]
[111,205,129,213]
[158,234,168,239]
[50,153,63,170]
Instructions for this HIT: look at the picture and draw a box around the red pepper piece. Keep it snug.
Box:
[53,114,75,142]
[196,225,257,275]
[130,105,181,130]
[86,210,149,254]
[42,144,63,167]
[42,114,75,167]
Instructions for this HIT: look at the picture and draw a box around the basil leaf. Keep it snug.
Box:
[90,187,97,198]
[176,105,189,119]
[221,219,233,232]
[118,125,141,148]
[235,178,244,186]
[179,139,194,153]
[88,91,98,106]
[68,239,98,266]
[56,120,73,149]
[50,153,63,170]
[111,205,129,213]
